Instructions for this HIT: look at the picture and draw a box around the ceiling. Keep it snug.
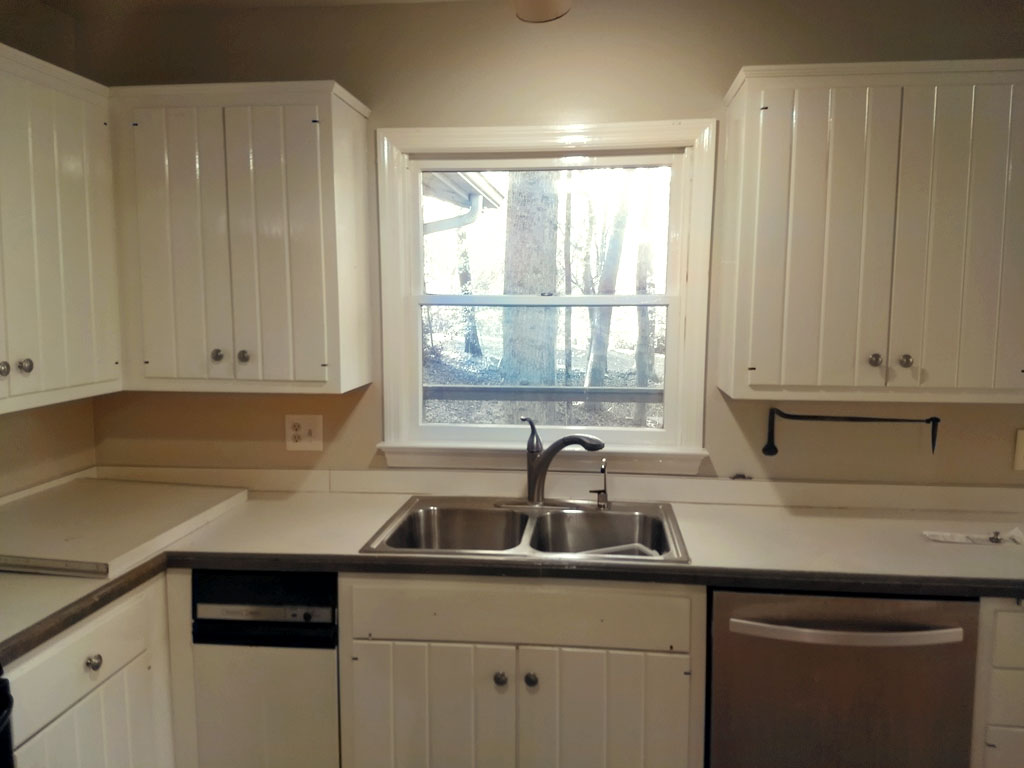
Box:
[43,0,479,11]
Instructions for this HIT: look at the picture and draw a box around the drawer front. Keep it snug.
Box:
[7,586,152,747]
[988,669,1024,727]
[983,726,1024,768]
[348,577,694,653]
[992,611,1024,668]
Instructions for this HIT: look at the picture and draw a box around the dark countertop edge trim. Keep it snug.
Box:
[0,554,167,668]
[166,551,1024,599]
[4,550,1021,667]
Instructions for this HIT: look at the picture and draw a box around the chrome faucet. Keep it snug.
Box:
[520,416,605,505]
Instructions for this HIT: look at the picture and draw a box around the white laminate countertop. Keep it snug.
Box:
[0,479,245,653]
[2,484,1022,664]
[169,491,1024,584]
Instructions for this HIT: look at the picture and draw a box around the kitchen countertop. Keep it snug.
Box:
[0,479,245,665]
[166,491,1024,596]
[3,484,1023,665]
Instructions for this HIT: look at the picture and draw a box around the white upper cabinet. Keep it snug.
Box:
[112,81,373,393]
[717,60,1024,402]
[0,44,122,415]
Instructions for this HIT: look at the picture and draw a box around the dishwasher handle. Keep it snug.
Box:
[728,617,964,647]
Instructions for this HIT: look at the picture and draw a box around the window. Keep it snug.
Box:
[378,121,715,472]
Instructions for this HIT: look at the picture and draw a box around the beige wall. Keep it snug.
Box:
[0,399,96,496]
[9,0,1024,485]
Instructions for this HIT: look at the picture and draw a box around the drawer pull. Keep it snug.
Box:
[84,654,103,672]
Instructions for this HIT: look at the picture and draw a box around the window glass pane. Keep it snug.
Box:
[421,305,666,429]
[421,167,671,297]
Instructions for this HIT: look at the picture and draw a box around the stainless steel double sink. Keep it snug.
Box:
[361,496,690,562]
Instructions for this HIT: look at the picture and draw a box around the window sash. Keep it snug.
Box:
[377,120,715,459]
[418,294,670,307]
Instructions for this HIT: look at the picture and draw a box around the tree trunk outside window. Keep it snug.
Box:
[499,171,559,423]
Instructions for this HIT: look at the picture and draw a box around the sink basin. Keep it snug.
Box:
[530,509,671,556]
[362,496,689,562]
[384,504,528,551]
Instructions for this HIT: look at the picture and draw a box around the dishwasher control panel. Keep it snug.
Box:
[192,569,337,648]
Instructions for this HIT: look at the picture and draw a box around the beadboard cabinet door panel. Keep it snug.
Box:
[0,70,33,398]
[114,81,372,394]
[778,87,828,386]
[132,107,178,379]
[223,105,262,381]
[12,653,158,768]
[0,48,122,414]
[819,86,900,388]
[83,99,121,386]
[195,106,234,381]
[283,104,330,383]
[994,85,1024,390]
[224,104,329,383]
[744,86,899,389]
[29,84,69,393]
[718,61,1024,402]
[134,106,230,381]
[53,91,97,388]
[349,640,517,768]
[745,87,794,387]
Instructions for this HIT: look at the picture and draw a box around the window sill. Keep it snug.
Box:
[378,442,709,476]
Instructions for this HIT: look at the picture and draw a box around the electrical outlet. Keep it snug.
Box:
[1015,429,1024,471]
[285,415,323,452]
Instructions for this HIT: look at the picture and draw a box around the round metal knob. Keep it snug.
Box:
[867,353,883,367]
[17,358,34,374]
[0,361,9,377]
[493,671,508,687]
[84,654,103,672]
[898,354,914,369]
[237,350,250,363]
[211,348,224,362]
[524,672,539,688]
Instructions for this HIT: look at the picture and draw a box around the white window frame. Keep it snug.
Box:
[377,120,716,473]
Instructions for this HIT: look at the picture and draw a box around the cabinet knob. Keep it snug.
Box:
[17,358,34,374]
[493,671,508,687]
[524,672,539,688]
[211,348,225,362]
[898,354,914,369]
[84,654,103,672]
[867,353,883,367]
[237,350,250,363]
[0,361,8,377]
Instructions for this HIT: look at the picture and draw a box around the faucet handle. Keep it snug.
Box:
[520,416,543,453]
[589,458,609,510]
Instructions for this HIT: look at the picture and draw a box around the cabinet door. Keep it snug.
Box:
[518,646,690,768]
[889,82,1024,390]
[13,652,157,768]
[745,85,900,388]
[224,104,329,383]
[0,72,119,401]
[983,726,1024,768]
[349,640,516,768]
[132,106,233,380]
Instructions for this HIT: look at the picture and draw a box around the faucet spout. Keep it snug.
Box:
[520,417,604,505]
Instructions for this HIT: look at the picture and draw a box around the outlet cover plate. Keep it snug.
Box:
[285,414,323,452]
[1015,429,1024,471]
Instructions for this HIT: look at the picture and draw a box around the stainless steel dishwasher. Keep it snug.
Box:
[191,570,339,768]
[709,590,978,768]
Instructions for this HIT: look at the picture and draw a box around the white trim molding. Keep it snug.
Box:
[376,119,717,470]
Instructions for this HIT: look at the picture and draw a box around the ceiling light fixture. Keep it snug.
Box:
[514,0,571,23]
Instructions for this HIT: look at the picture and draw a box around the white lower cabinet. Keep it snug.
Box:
[341,576,705,768]
[6,576,174,768]
[972,598,1024,768]
[13,652,156,768]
